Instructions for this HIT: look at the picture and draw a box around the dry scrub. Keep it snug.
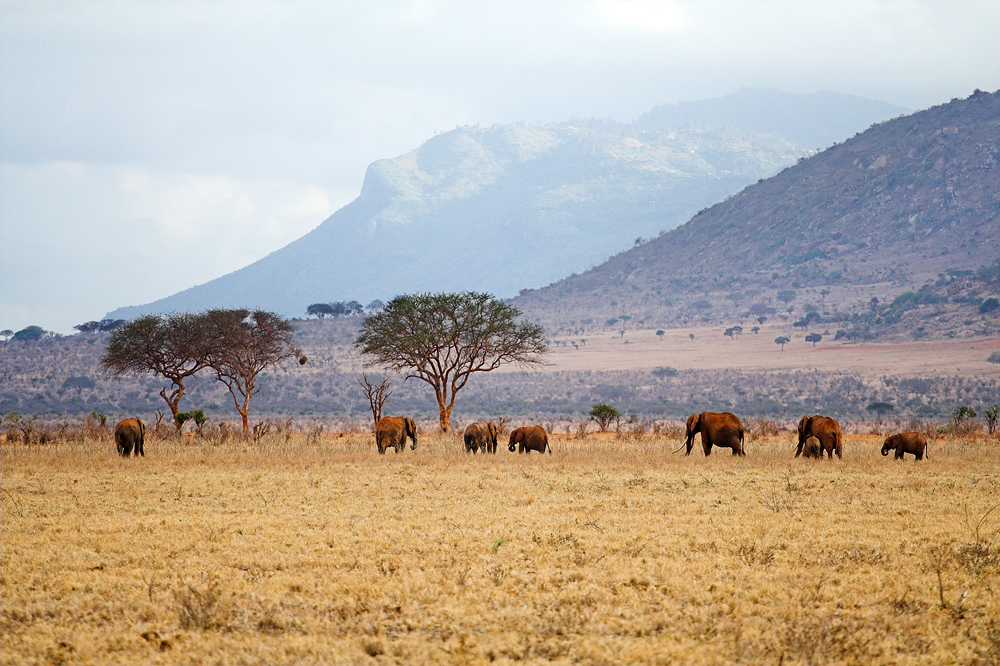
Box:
[2,432,999,665]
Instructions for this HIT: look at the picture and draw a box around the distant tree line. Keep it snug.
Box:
[306,300,384,319]
[100,309,303,432]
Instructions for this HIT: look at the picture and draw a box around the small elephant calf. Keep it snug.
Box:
[881,432,928,460]
[800,436,822,459]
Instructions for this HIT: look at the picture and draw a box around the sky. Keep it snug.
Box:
[2,0,998,334]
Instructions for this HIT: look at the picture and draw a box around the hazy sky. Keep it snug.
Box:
[2,0,998,334]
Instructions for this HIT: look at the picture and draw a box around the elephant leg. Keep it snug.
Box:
[895,449,903,460]
[703,441,712,456]
[916,450,923,460]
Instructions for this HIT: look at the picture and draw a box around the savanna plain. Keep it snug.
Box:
[3,430,999,665]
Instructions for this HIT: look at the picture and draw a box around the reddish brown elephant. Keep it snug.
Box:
[508,426,550,454]
[882,432,928,460]
[682,412,745,456]
[796,415,842,459]
[801,436,822,459]
[464,422,499,453]
[375,416,417,454]
[114,418,145,457]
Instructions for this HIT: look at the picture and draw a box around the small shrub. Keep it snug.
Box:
[589,404,621,432]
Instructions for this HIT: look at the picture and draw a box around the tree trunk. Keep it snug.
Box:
[438,402,451,433]
[239,393,251,433]
[160,381,184,429]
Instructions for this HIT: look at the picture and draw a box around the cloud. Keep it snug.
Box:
[0,162,350,333]
[592,0,687,34]
[1,0,997,335]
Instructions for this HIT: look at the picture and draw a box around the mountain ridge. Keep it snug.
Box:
[107,89,907,321]
[513,89,1000,338]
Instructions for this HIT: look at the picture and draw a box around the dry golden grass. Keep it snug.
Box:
[3,431,999,665]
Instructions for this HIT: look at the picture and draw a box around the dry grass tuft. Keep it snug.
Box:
[2,431,999,664]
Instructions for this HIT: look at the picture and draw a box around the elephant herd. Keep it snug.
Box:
[373,417,551,455]
[110,413,928,461]
[678,410,926,460]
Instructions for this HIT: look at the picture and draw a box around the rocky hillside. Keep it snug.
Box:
[107,90,905,321]
[515,90,1000,339]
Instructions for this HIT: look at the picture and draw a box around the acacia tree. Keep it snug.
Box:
[589,403,621,432]
[204,309,303,432]
[100,313,212,425]
[355,292,546,432]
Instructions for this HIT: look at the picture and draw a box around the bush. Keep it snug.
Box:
[988,351,1000,364]
[588,403,621,432]
[13,326,45,342]
[979,298,999,314]
[651,366,678,379]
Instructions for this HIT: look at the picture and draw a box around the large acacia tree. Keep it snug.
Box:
[100,313,212,424]
[355,292,547,432]
[204,309,303,432]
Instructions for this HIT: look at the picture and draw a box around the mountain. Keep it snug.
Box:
[107,89,907,321]
[513,89,1000,337]
[635,88,907,149]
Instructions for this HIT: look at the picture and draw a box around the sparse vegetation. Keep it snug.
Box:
[588,403,621,432]
[2,431,998,665]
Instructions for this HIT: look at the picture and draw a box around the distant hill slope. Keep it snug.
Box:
[514,90,1000,337]
[107,89,906,321]
[635,88,907,149]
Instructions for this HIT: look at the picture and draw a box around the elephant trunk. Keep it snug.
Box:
[881,445,891,456]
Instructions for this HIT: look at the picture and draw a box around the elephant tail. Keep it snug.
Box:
[547,439,551,454]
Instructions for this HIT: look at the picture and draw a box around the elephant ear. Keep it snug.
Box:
[686,414,699,434]
[797,415,810,438]
[406,417,415,435]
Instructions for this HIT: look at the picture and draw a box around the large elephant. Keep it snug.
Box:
[114,418,145,457]
[882,432,928,460]
[375,416,418,454]
[464,422,499,453]
[682,412,745,456]
[508,426,550,454]
[796,415,842,459]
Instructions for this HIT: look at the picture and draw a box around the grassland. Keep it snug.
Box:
[2,430,999,665]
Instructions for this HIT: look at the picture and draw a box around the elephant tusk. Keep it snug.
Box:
[670,442,686,454]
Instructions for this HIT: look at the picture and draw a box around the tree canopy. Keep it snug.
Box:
[100,313,213,422]
[101,309,301,431]
[204,309,302,432]
[588,403,621,432]
[355,292,546,432]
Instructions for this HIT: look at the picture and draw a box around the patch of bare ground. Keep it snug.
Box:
[535,324,1000,377]
[3,431,999,665]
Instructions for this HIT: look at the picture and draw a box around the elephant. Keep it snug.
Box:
[681,412,745,456]
[508,426,550,454]
[801,436,822,459]
[882,432,928,460]
[796,414,843,459]
[114,418,145,457]
[464,422,499,454]
[375,416,418,454]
